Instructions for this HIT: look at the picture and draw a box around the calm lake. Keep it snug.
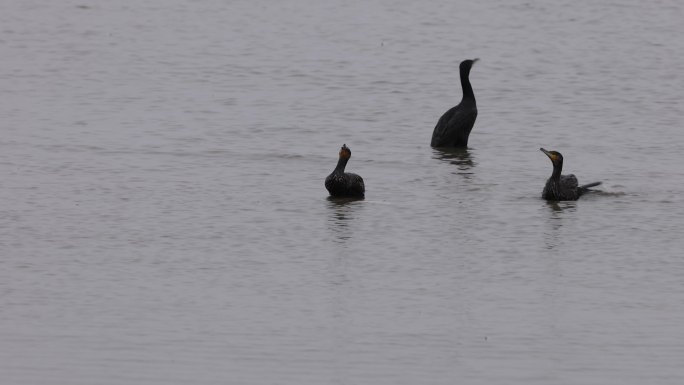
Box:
[2,1,684,384]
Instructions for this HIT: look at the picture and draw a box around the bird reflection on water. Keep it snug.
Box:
[547,201,576,214]
[543,200,577,250]
[432,147,476,176]
[326,196,364,244]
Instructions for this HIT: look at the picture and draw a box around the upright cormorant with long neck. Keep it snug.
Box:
[431,59,479,148]
[325,144,365,198]
[540,148,601,201]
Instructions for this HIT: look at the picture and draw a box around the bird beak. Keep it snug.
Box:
[540,148,554,161]
[472,58,479,65]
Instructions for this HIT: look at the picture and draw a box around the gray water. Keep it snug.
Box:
[2,1,684,384]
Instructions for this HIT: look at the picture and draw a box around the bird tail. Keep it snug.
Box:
[579,181,602,191]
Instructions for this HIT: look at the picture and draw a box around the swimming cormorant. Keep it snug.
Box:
[540,148,601,201]
[431,59,479,148]
[325,144,365,198]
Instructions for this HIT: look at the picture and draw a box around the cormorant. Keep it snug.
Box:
[325,144,365,198]
[540,148,601,201]
[431,59,479,148]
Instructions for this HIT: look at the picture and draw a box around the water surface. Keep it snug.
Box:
[2,1,684,384]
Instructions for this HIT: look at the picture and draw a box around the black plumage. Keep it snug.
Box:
[431,59,479,148]
[540,148,601,201]
[325,144,365,198]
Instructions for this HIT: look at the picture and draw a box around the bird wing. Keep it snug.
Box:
[347,173,365,193]
[559,174,579,191]
[431,104,477,147]
[431,105,459,146]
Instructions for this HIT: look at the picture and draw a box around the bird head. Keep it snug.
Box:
[540,148,563,166]
[460,58,479,75]
[339,144,351,159]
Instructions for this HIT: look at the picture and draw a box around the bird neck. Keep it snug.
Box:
[460,70,475,103]
[551,162,563,180]
[334,157,349,173]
